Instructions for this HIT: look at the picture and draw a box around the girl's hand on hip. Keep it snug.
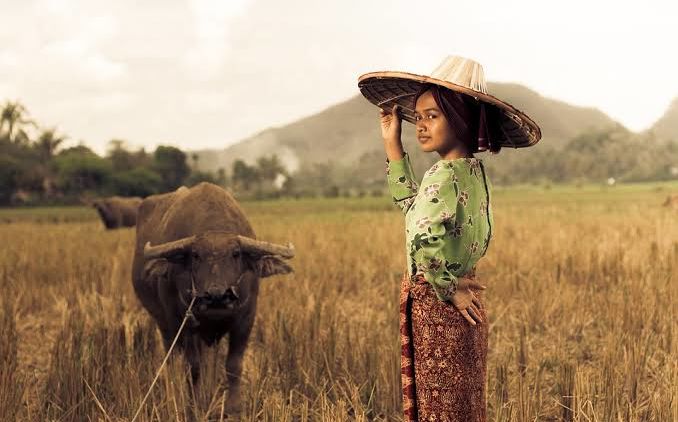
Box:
[451,283,484,326]
[457,277,486,291]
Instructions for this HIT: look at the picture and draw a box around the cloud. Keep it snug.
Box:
[183,0,250,80]
[1,0,677,154]
[1,0,126,88]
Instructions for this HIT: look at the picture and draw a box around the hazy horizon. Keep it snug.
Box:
[2,0,676,154]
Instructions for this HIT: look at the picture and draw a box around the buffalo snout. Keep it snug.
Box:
[206,284,225,299]
[205,285,239,303]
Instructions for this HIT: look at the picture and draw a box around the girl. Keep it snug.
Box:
[359,56,541,421]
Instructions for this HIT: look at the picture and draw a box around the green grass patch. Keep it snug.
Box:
[1,181,676,224]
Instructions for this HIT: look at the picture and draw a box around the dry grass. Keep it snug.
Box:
[0,185,676,421]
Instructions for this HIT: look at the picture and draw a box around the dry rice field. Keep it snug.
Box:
[0,184,676,421]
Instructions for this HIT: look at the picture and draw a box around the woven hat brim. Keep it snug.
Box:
[358,71,542,149]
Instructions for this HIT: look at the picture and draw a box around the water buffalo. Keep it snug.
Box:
[132,182,294,414]
[663,194,678,210]
[90,196,142,229]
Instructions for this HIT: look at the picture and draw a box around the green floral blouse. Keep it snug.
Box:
[387,153,494,302]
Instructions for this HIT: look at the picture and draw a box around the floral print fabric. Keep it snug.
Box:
[387,154,493,301]
[400,273,488,422]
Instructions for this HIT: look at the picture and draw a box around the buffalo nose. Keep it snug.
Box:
[206,285,226,299]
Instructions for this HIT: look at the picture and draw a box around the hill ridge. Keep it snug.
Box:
[194,82,621,175]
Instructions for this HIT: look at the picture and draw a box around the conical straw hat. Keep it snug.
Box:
[358,55,541,148]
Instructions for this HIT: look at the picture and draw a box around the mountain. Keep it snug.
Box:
[648,97,678,142]
[488,83,620,144]
[194,83,621,180]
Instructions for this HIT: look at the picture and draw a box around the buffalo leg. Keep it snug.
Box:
[224,326,251,414]
[182,333,204,421]
[183,332,203,385]
[157,323,177,352]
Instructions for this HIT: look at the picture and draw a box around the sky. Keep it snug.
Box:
[1,0,677,154]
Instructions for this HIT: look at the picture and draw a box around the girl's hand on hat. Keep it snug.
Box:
[380,105,402,142]
[451,285,484,326]
[380,105,404,160]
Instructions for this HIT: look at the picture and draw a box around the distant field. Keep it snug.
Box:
[1,181,676,223]
[0,182,676,421]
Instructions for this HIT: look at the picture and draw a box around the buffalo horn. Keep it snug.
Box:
[237,236,295,258]
[144,236,197,260]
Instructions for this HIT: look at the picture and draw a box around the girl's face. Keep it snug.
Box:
[414,90,457,157]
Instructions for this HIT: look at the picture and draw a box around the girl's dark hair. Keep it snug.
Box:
[413,84,501,154]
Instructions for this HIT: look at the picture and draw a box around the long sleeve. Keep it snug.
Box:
[386,153,419,214]
[408,171,462,302]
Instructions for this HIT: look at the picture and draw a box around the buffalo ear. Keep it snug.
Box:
[142,259,169,282]
[258,255,293,278]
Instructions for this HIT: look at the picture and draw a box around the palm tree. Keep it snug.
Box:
[0,101,35,144]
[36,128,67,159]
[31,128,67,198]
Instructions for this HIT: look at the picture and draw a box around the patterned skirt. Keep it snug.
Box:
[400,272,488,422]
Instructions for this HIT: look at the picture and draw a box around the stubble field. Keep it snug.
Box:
[0,183,676,421]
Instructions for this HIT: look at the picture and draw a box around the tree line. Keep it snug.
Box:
[481,126,678,186]
[2,100,677,205]
[266,126,678,197]
[312,125,678,191]
[0,101,293,205]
